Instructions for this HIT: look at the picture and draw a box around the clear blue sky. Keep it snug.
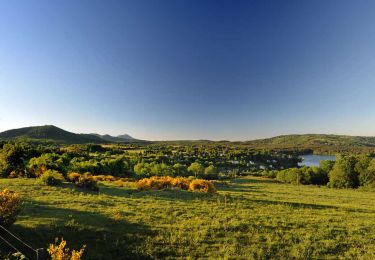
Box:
[1,0,375,140]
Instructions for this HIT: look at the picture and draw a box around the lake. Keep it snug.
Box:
[298,154,336,167]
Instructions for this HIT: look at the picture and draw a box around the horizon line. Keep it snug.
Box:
[1,124,375,142]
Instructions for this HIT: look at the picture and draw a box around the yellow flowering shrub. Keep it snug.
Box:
[75,173,99,192]
[137,177,217,193]
[67,173,99,191]
[0,189,22,227]
[137,176,173,190]
[171,177,191,190]
[67,172,81,183]
[113,180,126,187]
[48,238,85,260]
[188,179,217,193]
[92,175,117,182]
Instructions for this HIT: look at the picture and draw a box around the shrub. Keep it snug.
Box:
[276,168,313,185]
[137,176,174,190]
[0,189,22,227]
[39,170,65,186]
[276,170,286,182]
[171,177,191,190]
[189,179,217,193]
[48,238,85,260]
[67,172,81,183]
[75,173,99,191]
[119,177,133,182]
[261,170,277,178]
[114,180,126,187]
[136,176,217,193]
[8,171,19,179]
[285,168,303,184]
[92,175,117,182]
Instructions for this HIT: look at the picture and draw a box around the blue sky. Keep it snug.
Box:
[1,0,375,140]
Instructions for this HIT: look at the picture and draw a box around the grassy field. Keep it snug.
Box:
[1,177,375,259]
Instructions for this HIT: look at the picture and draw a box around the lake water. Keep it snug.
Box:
[298,154,336,167]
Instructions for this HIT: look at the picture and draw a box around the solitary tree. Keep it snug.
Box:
[204,165,217,175]
[188,162,204,178]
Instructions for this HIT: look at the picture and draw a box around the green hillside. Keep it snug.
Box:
[0,125,106,144]
[245,134,375,153]
[2,125,375,152]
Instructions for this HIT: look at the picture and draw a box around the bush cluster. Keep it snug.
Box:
[136,176,217,193]
[276,167,328,185]
[189,179,217,193]
[67,172,81,183]
[0,189,22,227]
[67,172,99,191]
[92,175,117,182]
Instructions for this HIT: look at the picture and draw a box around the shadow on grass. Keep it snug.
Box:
[219,184,263,194]
[60,182,100,195]
[246,198,342,210]
[241,197,375,213]
[232,177,280,185]
[9,201,153,260]
[99,184,219,202]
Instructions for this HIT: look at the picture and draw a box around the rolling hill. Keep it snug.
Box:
[246,134,375,147]
[243,134,375,153]
[0,125,139,144]
[2,126,375,151]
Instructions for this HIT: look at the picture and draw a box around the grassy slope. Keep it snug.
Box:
[1,178,375,259]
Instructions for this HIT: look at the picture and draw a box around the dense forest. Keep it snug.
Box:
[0,140,301,180]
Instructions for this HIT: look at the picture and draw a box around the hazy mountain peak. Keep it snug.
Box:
[117,134,134,140]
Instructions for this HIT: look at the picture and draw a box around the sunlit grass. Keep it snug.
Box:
[1,177,375,259]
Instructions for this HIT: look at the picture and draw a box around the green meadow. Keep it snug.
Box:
[1,177,375,259]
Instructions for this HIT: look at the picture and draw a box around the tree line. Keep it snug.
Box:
[273,155,375,189]
[0,141,301,180]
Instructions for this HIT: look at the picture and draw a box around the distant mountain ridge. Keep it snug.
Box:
[91,133,136,142]
[0,125,140,144]
[1,126,375,150]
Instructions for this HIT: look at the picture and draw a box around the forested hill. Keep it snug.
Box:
[0,125,106,144]
[244,134,375,153]
[0,125,140,144]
